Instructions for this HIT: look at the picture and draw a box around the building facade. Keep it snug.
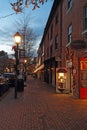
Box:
[34,42,44,81]
[62,0,87,98]
[35,0,87,98]
[43,1,62,86]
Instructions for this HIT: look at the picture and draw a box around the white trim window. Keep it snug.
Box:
[68,24,72,43]
[55,14,58,25]
[50,24,53,40]
[84,6,87,30]
[55,34,58,49]
[67,0,72,10]
[42,45,44,56]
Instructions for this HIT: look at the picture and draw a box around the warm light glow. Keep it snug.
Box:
[59,73,64,77]
[5,67,10,72]
[24,59,27,63]
[58,72,66,83]
[14,36,21,44]
[14,32,22,44]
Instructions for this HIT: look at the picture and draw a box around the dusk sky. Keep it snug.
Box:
[0,0,54,54]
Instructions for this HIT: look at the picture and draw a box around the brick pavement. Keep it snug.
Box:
[0,76,87,130]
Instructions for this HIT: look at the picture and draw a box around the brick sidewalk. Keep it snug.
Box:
[0,77,87,130]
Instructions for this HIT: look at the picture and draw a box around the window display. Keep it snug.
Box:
[80,58,87,87]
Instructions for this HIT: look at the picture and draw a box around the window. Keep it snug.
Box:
[68,0,72,10]
[84,6,87,30]
[42,45,44,56]
[55,14,58,24]
[47,47,49,57]
[48,32,49,41]
[50,25,53,40]
[50,45,52,57]
[55,34,58,49]
[67,25,72,43]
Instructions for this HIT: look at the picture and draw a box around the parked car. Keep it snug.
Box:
[0,76,9,96]
[3,73,16,87]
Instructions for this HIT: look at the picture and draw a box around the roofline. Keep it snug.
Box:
[40,0,60,45]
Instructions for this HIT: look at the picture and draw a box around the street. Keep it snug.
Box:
[0,76,87,130]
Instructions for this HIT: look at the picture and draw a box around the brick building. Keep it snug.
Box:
[35,0,87,98]
[62,0,87,98]
[34,41,44,80]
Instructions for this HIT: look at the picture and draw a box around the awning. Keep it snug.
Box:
[70,40,87,49]
[34,64,44,73]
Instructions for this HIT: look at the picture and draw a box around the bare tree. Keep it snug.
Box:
[10,0,48,13]
[14,12,37,58]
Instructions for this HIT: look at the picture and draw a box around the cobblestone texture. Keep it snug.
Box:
[0,76,87,130]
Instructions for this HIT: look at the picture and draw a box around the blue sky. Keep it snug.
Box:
[0,0,54,54]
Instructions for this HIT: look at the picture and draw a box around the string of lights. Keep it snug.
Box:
[9,0,48,13]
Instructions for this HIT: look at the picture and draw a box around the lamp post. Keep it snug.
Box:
[14,32,22,99]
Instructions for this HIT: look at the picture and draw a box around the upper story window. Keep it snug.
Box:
[50,45,52,57]
[55,14,58,24]
[42,45,44,56]
[84,6,87,30]
[50,24,53,40]
[67,0,72,10]
[67,24,72,43]
[48,32,49,41]
[55,34,58,49]
[47,47,49,57]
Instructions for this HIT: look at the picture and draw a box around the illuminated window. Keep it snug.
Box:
[80,58,87,70]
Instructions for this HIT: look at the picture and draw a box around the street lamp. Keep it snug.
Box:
[14,32,22,99]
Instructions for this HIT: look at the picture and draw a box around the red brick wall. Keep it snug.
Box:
[44,5,62,62]
[62,0,87,45]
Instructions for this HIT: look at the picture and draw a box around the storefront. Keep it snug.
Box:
[80,58,87,99]
[66,40,87,98]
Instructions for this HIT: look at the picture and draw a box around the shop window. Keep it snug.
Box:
[80,58,87,70]
[80,58,87,88]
